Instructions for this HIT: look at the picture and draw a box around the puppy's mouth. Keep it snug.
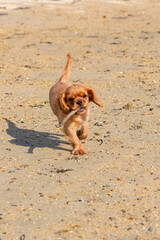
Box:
[78,107,86,112]
[70,106,87,114]
[76,106,87,114]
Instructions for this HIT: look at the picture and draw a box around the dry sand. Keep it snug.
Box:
[0,0,160,239]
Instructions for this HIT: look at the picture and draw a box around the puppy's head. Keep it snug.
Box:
[60,84,102,114]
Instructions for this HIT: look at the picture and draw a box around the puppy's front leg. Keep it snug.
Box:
[63,123,86,155]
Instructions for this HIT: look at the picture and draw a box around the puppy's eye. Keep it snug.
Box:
[83,94,87,98]
[69,97,74,101]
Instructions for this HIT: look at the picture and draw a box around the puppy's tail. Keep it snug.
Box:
[58,53,72,83]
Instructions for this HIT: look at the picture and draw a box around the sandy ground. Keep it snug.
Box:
[0,0,160,239]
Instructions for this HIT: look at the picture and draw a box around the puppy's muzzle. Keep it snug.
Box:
[76,100,82,106]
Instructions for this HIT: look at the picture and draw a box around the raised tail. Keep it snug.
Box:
[58,53,72,83]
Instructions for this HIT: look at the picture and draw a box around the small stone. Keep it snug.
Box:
[148,226,153,232]
[94,132,100,136]
[123,103,134,110]
[117,177,123,181]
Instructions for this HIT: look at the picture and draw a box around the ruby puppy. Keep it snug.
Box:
[49,54,102,155]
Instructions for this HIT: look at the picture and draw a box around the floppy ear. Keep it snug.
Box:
[86,87,103,107]
[59,93,70,112]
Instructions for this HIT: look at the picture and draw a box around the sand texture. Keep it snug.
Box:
[0,0,160,239]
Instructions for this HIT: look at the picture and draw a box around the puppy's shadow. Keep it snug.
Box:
[4,118,70,153]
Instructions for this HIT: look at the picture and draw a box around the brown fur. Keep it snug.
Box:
[49,54,102,155]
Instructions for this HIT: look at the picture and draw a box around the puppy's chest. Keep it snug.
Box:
[73,113,87,126]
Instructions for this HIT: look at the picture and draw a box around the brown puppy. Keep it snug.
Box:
[49,54,102,155]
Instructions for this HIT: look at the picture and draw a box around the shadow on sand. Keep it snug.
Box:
[4,118,70,153]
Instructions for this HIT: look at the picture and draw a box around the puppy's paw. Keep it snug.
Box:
[72,149,86,155]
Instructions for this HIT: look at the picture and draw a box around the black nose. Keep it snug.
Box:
[76,100,82,106]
